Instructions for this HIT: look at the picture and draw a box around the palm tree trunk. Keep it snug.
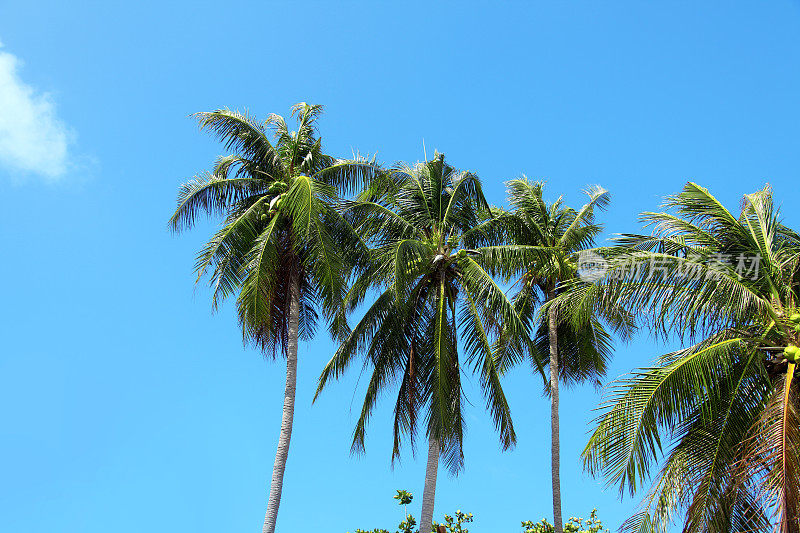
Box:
[262,277,300,533]
[548,303,563,533]
[782,363,797,533]
[420,434,440,532]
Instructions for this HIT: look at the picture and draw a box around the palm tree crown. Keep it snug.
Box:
[170,103,376,350]
[494,179,625,382]
[581,183,800,533]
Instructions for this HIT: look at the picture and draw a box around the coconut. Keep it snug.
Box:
[785,346,799,362]
[791,313,800,323]
[268,181,287,193]
[457,249,466,259]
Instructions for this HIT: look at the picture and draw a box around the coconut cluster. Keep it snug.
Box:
[268,181,287,194]
[783,313,800,363]
[258,186,288,222]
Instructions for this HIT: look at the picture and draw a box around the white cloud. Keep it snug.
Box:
[0,41,73,181]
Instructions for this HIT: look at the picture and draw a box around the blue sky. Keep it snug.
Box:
[1,2,799,532]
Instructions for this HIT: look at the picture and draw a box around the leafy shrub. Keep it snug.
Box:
[521,510,607,533]
[348,490,605,533]
[433,510,474,533]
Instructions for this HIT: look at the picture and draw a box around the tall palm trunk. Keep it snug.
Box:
[262,277,300,533]
[781,363,797,533]
[420,434,440,532]
[548,303,563,533]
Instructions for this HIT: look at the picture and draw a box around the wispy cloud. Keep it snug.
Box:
[0,40,73,181]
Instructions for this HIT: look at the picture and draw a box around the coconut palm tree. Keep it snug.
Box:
[169,103,379,533]
[486,179,631,533]
[314,153,529,532]
[580,183,800,533]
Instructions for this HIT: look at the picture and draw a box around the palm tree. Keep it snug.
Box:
[488,179,630,533]
[169,103,379,533]
[314,153,528,532]
[580,183,800,533]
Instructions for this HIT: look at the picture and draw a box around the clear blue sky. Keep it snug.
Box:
[1,2,799,532]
